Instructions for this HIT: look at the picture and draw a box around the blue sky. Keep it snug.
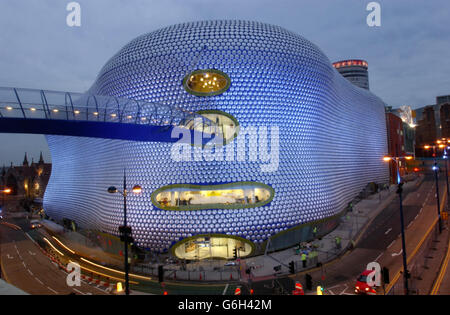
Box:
[1,0,449,165]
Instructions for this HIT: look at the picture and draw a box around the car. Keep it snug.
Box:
[355,270,377,295]
[30,220,43,229]
[224,261,238,266]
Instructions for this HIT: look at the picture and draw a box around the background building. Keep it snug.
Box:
[414,95,450,156]
[332,59,370,90]
[1,152,51,199]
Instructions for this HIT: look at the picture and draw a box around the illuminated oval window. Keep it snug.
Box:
[152,182,274,211]
[172,235,254,260]
[182,110,239,145]
[183,69,231,96]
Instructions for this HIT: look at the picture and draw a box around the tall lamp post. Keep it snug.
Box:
[0,187,11,279]
[383,155,413,295]
[424,142,446,233]
[107,169,142,295]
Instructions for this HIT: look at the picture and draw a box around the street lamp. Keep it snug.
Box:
[107,169,142,296]
[424,143,445,233]
[1,187,11,208]
[383,155,413,295]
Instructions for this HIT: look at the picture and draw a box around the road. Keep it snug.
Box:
[0,219,107,295]
[284,174,446,295]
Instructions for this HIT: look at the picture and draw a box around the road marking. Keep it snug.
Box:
[407,221,414,229]
[72,288,85,295]
[387,240,395,249]
[384,228,392,235]
[28,250,36,256]
[47,286,58,294]
[35,277,43,285]
[22,261,27,268]
[25,232,38,245]
[431,235,450,295]
[391,249,403,257]
[375,252,383,261]
[222,283,229,295]
[6,254,13,259]
[27,269,33,276]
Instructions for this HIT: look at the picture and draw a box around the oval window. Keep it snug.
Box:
[181,110,239,145]
[152,182,274,211]
[172,235,254,260]
[183,69,231,96]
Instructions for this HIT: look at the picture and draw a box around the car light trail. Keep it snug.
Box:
[51,236,76,254]
[80,257,152,281]
[43,237,65,256]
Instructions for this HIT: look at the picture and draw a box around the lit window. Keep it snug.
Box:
[152,182,274,211]
[182,110,239,145]
[172,235,254,260]
[183,69,231,96]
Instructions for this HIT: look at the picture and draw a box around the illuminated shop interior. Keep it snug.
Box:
[153,183,273,210]
[185,70,229,95]
[173,235,253,260]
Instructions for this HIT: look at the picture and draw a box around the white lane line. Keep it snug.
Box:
[387,240,395,249]
[35,277,44,285]
[25,232,38,246]
[27,269,34,276]
[340,284,349,295]
[22,261,27,268]
[407,221,414,229]
[47,286,58,294]
[222,283,229,295]
[384,228,392,235]
[414,214,419,221]
[392,249,403,257]
[72,288,85,295]
[375,252,383,261]
[328,289,335,295]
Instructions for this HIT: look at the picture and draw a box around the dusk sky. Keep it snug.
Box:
[1,0,449,165]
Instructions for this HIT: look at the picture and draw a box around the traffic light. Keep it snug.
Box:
[289,261,295,274]
[233,248,237,260]
[158,265,164,282]
[305,273,312,291]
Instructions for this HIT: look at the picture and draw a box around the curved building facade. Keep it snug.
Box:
[44,21,388,259]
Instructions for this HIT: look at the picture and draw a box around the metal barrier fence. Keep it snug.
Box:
[387,219,446,295]
[131,263,240,281]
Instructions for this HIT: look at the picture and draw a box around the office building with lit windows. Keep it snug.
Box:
[43,20,389,260]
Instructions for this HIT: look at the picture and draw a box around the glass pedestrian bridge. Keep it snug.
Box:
[0,87,217,143]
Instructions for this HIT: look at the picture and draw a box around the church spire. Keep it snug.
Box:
[39,151,44,164]
[23,152,29,167]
